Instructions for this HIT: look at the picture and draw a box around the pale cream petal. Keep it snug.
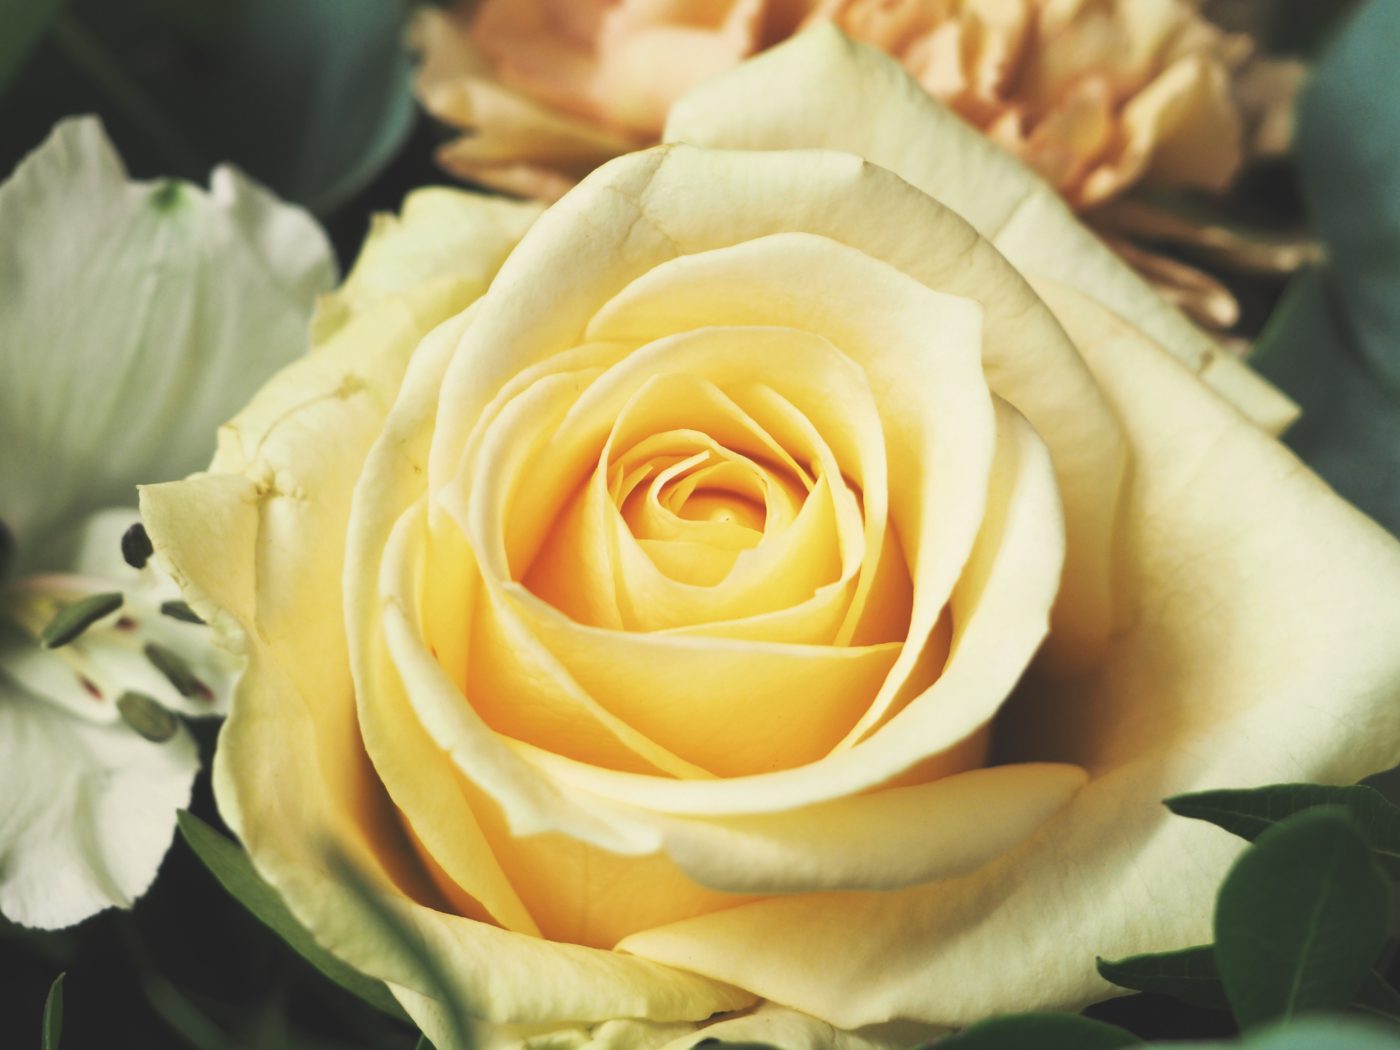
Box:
[312,189,541,343]
[618,283,1400,1031]
[142,297,751,1030]
[514,352,860,637]
[659,1002,945,1050]
[638,763,1085,894]
[352,326,743,948]
[377,501,766,953]
[340,313,540,931]
[662,25,1297,434]
[228,641,751,1028]
[444,361,732,776]
[431,145,1111,673]
[504,610,899,777]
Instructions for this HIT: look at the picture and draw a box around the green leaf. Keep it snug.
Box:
[183,0,417,215]
[1353,970,1400,1024]
[929,1014,1142,1048]
[1249,0,1400,537]
[176,811,409,1024]
[1293,0,1400,393]
[1251,273,1400,536]
[1213,807,1390,1028]
[1096,945,1229,1012]
[1264,0,1366,55]
[0,0,415,217]
[0,0,67,96]
[1165,783,1400,876]
[1178,1016,1400,1050]
[42,972,64,1050]
[1097,944,1400,1023]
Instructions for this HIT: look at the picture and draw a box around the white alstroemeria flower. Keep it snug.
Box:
[0,117,335,929]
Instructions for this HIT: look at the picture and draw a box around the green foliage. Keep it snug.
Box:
[1355,972,1400,1025]
[929,1013,1142,1048]
[1187,1016,1400,1050]
[1097,946,1229,1012]
[1252,0,1400,535]
[1098,944,1400,1024]
[0,0,67,96]
[41,972,64,1050]
[176,811,410,1023]
[1291,0,1400,393]
[0,0,415,215]
[1264,0,1367,54]
[1213,808,1390,1028]
[1166,784,1400,876]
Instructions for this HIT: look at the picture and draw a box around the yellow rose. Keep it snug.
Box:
[142,29,1400,1050]
[418,0,1244,210]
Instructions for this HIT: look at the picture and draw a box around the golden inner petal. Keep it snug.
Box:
[523,365,854,632]
[610,429,812,586]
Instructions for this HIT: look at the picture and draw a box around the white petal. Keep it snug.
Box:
[0,117,335,571]
[0,676,198,929]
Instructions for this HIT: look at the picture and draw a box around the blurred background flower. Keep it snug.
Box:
[413,0,1338,334]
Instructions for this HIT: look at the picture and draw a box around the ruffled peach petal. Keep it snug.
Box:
[414,9,639,201]
[1078,53,1243,208]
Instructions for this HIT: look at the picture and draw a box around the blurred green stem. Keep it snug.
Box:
[50,13,205,174]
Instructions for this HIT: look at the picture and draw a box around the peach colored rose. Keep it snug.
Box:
[417,0,1245,211]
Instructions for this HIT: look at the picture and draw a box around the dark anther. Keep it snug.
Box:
[121,522,154,569]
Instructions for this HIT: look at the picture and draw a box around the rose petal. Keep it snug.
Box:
[661,25,1295,435]
[144,283,751,1024]
[312,188,540,344]
[616,282,1400,1031]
